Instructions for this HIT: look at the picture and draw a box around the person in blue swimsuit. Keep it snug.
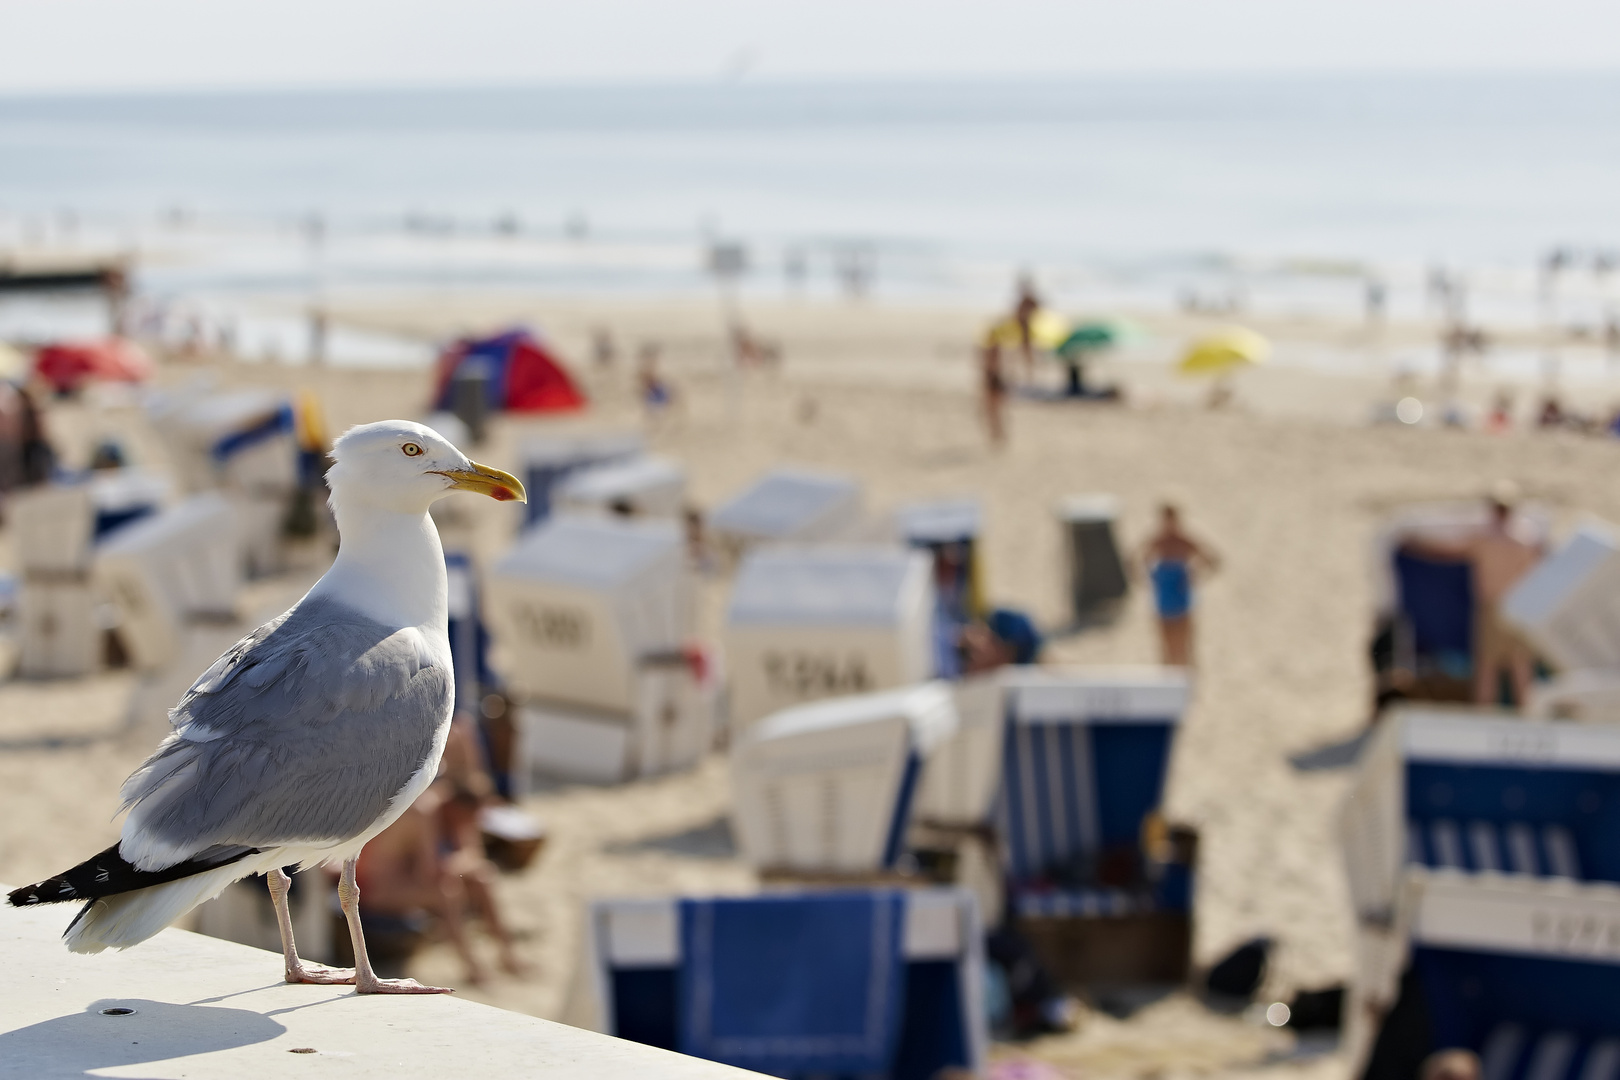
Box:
[1141,501,1220,667]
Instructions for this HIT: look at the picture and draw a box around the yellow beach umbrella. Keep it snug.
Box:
[1178,327,1270,375]
[983,309,1071,351]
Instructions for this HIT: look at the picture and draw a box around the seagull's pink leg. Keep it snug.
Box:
[268,867,356,985]
[337,855,453,995]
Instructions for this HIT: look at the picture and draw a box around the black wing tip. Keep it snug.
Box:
[6,884,38,907]
[8,842,262,910]
[7,880,66,906]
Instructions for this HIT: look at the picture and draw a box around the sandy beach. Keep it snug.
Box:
[7,295,1620,1077]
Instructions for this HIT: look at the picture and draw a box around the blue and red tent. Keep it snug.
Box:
[432,328,586,414]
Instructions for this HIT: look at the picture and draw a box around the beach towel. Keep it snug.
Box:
[677,891,907,1077]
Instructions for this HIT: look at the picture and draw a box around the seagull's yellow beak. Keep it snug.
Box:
[432,461,527,503]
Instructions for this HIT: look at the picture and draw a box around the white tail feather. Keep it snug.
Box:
[64,863,251,954]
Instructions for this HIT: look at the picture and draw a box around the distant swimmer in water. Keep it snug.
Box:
[1141,500,1220,668]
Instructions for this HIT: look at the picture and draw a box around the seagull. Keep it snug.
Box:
[7,419,525,994]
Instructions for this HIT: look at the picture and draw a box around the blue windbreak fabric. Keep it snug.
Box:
[677,892,907,1077]
[210,402,295,463]
[1394,551,1474,658]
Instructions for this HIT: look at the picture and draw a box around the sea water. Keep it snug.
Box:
[2,73,1619,354]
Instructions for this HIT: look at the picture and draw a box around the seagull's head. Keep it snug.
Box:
[327,419,526,515]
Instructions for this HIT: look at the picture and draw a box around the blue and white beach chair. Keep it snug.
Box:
[724,546,935,736]
[1342,708,1620,927]
[486,516,692,713]
[1371,502,1550,703]
[555,455,687,521]
[1503,519,1620,676]
[1343,708,1620,1073]
[708,468,864,559]
[895,497,983,631]
[730,683,959,875]
[990,668,1194,986]
[518,429,645,526]
[589,888,986,1080]
[486,516,714,785]
[995,667,1192,918]
[1360,875,1620,1080]
[149,389,299,495]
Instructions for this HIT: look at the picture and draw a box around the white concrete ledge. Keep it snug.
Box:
[2,890,762,1079]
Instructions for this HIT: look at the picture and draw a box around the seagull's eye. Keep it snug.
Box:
[402,443,424,457]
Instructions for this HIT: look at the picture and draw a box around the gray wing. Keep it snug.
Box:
[117,595,452,871]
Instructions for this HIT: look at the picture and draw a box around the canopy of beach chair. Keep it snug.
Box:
[1177,326,1270,375]
[983,309,1070,351]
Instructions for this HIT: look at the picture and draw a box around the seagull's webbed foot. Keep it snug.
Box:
[355,974,454,995]
[285,960,357,985]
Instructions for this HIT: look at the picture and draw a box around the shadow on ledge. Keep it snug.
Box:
[0,997,285,1077]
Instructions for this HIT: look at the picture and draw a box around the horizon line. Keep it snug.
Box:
[5,64,1620,100]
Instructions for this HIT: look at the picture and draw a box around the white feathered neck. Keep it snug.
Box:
[305,500,449,633]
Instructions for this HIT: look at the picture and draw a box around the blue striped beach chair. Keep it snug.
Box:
[1343,709,1620,1074]
[992,668,1194,985]
[1343,708,1620,927]
[1360,876,1620,1080]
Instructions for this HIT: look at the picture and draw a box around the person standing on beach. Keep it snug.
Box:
[1141,502,1219,667]
[1400,483,1542,707]
[1011,282,1042,382]
[980,340,1007,446]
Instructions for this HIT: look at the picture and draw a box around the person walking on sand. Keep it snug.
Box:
[1141,502,1220,667]
[1401,482,1543,707]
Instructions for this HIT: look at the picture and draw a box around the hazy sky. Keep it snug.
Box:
[3,0,1619,93]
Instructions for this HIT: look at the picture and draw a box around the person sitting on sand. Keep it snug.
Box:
[1141,502,1220,668]
[1400,482,1543,707]
[433,711,526,980]
[349,788,485,983]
